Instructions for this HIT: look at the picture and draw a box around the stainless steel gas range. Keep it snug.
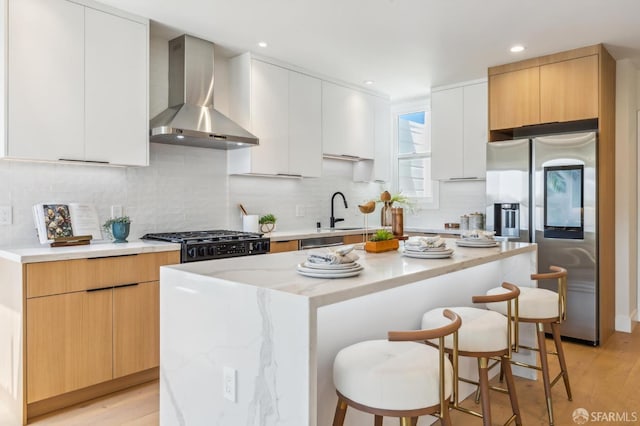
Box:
[142,230,270,263]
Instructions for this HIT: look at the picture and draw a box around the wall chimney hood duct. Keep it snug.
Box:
[149,35,258,149]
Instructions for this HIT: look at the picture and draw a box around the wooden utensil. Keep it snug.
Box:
[239,204,248,216]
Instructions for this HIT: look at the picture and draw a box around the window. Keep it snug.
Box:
[393,101,438,208]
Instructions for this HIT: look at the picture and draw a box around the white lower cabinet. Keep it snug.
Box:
[3,0,148,166]
[228,54,322,177]
[431,81,487,180]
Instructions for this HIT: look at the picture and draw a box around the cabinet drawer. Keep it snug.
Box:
[269,240,299,253]
[26,251,179,298]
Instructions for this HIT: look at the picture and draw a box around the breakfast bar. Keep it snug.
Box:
[159,239,537,426]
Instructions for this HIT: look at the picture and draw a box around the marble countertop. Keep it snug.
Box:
[163,239,536,308]
[0,240,181,263]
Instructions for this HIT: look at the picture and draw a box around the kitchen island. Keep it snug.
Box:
[160,239,537,426]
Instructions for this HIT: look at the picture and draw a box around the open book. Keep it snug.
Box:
[33,203,103,244]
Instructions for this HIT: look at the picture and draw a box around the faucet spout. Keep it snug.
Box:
[330,191,348,228]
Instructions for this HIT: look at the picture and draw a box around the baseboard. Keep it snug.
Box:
[615,312,636,333]
[27,367,158,421]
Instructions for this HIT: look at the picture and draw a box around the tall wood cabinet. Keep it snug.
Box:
[487,44,616,344]
[3,0,149,166]
[24,251,179,417]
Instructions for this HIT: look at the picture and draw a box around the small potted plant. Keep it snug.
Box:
[258,214,277,233]
[365,229,399,253]
[103,216,131,243]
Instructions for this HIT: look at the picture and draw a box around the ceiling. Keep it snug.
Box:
[98,0,640,101]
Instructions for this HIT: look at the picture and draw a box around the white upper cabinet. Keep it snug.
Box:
[431,81,487,180]
[3,0,148,166]
[7,0,85,161]
[373,96,391,182]
[288,71,322,177]
[84,8,148,166]
[322,82,375,160]
[228,54,322,177]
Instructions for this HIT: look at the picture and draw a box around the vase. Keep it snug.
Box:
[111,222,130,243]
[260,223,275,233]
[391,207,404,237]
[381,202,393,226]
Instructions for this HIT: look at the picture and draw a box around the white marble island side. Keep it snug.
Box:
[159,239,537,426]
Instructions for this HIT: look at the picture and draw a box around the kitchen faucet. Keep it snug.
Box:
[330,192,348,228]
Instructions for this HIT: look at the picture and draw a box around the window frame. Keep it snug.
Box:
[391,98,439,210]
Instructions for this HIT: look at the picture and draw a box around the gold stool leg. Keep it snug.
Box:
[551,322,572,401]
[536,323,555,426]
[332,397,348,426]
[399,417,412,426]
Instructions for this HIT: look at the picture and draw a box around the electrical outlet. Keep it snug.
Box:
[295,205,305,217]
[0,205,12,225]
[111,205,123,218]
[223,367,236,402]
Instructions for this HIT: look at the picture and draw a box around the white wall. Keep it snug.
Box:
[404,180,486,230]
[0,145,229,247]
[614,59,639,332]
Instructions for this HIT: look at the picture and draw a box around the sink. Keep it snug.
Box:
[320,227,363,231]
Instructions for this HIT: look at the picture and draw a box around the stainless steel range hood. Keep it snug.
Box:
[150,35,258,149]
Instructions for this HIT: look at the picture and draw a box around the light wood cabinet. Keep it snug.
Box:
[113,281,159,378]
[489,67,540,130]
[539,55,598,123]
[489,47,601,138]
[228,55,322,177]
[270,240,299,253]
[3,0,148,165]
[25,251,179,408]
[27,290,113,403]
[431,81,487,180]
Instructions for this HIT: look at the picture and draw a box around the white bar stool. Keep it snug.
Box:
[485,265,571,426]
[332,309,461,426]
[421,282,522,426]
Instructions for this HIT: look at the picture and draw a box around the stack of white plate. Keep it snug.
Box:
[455,238,499,248]
[296,261,363,278]
[401,246,454,259]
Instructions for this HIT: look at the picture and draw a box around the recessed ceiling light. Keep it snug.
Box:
[364,80,374,85]
[510,45,525,53]
[258,41,268,48]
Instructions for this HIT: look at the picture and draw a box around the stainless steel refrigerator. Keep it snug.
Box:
[486,132,598,344]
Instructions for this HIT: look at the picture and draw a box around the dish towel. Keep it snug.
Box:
[307,245,359,264]
[405,236,446,251]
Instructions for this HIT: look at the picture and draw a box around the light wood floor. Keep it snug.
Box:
[29,326,640,425]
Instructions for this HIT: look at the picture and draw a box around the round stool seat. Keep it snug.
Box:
[486,286,558,319]
[333,340,453,411]
[422,307,508,353]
